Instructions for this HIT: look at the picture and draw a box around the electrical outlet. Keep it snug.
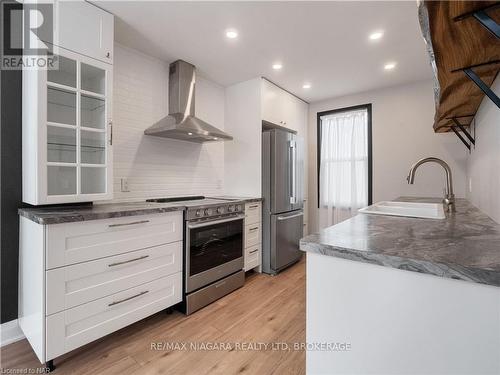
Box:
[121,178,130,192]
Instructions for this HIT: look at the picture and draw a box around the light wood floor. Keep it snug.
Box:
[1,259,305,375]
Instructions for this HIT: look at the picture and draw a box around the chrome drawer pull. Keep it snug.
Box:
[249,227,259,232]
[249,249,259,254]
[108,290,149,307]
[249,205,259,209]
[108,255,149,267]
[108,220,150,228]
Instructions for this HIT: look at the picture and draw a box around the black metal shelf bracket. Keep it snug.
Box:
[450,118,475,150]
[463,67,500,109]
[454,3,500,38]
[473,7,500,38]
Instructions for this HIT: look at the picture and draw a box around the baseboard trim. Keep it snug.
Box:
[1,319,25,347]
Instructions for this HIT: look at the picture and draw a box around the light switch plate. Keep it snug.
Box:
[121,178,130,192]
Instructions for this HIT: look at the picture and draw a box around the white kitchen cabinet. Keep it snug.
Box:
[261,79,288,127]
[23,48,113,205]
[18,211,183,365]
[261,79,308,134]
[46,212,181,268]
[224,78,308,199]
[46,241,182,315]
[54,0,114,64]
[46,274,181,360]
[244,202,262,271]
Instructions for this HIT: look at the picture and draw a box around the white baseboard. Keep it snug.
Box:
[1,320,25,347]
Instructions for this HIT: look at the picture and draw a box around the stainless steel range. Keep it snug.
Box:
[147,196,245,314]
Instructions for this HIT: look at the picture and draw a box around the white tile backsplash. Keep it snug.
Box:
[111,44,225,202]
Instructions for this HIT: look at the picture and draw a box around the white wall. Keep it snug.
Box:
[308,80,467,232]
[466,77,500,223]
[112,44,225,201]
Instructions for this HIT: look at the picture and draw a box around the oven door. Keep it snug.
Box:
[186,215,244,293]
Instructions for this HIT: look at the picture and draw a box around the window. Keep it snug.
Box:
[317,104,372,226]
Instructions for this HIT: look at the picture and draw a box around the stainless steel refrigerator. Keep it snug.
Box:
[262,128,304,275]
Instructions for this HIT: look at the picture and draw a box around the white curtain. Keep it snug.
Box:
[319,108,369,229]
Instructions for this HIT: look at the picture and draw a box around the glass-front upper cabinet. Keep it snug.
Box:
[23,48,113,205]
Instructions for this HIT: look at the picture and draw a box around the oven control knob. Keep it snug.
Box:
[195,209,203,217]
[236,204,242,212]
[228,205,235,212]
[217,206,224,214]
[204,208,212,216]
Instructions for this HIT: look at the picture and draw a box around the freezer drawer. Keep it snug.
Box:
[271,210,303,271]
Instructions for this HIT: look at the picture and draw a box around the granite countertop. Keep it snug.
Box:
[19,202,185,225]
[18,196,263,225]
[300,197,500,287]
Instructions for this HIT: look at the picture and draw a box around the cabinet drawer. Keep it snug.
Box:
[245,202,261,225]
[46,242,182,315]
[46,211,183,269]
[245,223,261,248]
[46,273,181,361]
[245,245,260,271]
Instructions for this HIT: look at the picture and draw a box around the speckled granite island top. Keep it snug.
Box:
[300,197,500,287]
[19,201,185,225]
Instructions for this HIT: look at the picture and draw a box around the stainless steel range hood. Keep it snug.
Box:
[144,60,233,143]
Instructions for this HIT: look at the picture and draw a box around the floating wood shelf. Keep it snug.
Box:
[420,1,500,133]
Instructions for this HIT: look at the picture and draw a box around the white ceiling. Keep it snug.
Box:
[98,1,433,103]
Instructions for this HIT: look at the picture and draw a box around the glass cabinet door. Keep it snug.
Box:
[45,53,110,199]
[80,61,108,196]
[46,55,78,196]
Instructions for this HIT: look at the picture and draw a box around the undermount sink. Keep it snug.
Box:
[358,201,446,220]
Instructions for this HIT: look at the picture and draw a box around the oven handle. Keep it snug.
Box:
[188,214,245,229]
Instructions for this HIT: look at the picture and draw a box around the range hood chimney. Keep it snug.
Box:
[144,60,233,143]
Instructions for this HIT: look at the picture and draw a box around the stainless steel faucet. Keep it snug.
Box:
[406,157,455,213]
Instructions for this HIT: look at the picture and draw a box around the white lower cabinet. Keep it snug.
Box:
[46,242,182,315]
[46,212,182,269]
[244,202,262,271]
[46,274,181,360]
[245,245,261,270]
[19,211,183,364]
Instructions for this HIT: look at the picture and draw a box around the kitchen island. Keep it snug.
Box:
[300,197,500,375]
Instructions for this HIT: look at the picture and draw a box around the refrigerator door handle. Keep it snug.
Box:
[290,140,296,204]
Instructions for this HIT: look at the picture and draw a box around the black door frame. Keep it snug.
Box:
[316,103,373,208]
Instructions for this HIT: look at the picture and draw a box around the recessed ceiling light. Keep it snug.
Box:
[303,83,311,89]
[384,62,396,70]
[213,137,218,140]
[225,29,238,39]
[369,31,384,40]
[272,63,283,70]
[187,132,193,135]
